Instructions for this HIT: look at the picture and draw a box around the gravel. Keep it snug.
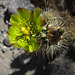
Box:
[3,38,12,47]
[2,48,6,53]
[8,0,35,14]
[0,0,26,74]
[1,28,5,33]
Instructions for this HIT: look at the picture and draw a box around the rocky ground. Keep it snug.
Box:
[0,0,47,75]
[0,0,75,75]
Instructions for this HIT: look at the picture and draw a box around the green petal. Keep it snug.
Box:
[17,39,29,50]
[8,26,21,35]
[17,8,30,19]
[8,27,16,42]
[37,25,42,32]
[8,26,22,44]
[30,36,40,51]
[33,7,41,25]
[32,38,39,51]
[33,42,39,51]
[13,43,20,48]
[10,14,21,26]
[29,45,33,52]
[8,34,16,43]
[22,46,29,51]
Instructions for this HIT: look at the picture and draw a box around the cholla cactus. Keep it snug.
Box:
[8,7,75,60]
[8,7,45,52]
[37,9,75,59]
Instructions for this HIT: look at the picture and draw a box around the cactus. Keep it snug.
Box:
[8,7,75,60]
[37,9,75,59]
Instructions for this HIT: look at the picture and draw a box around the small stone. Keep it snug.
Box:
[17,48,20,50]
[5,20,9,25]
[10,46,15,50]
[13,54,19,59]
[12,50,19,58]
[8,0,35,14]
[3,1,8,7]
[3,33,8,37]
[1,25,8,33]
[1,28,5,33]
[2,48,7,53]
[18,50,22,53]
[13,50,17,54]
[3,38,12,47]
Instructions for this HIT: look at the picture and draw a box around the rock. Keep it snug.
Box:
[13,54,18,59]
[2,47,7,53]
[2,0,9,8]
[0,25,8,34]
[8,0,35,14]
[10,46,15,50]
[2,33,7,37]
[3,38,12,47]
[1,25,8,32]
[13,50,17,54]
[1,28,5,33]
[2,49,6,53]
[4,0,35,23]
[0,3,5,9]
[12,50,19,59]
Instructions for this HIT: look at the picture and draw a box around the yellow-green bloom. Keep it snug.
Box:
[8,7,45,52]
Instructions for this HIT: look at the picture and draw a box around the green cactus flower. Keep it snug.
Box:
[8,7,45,52]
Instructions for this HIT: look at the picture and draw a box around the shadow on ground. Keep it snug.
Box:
[10,46,75,75]
[10,53,48,75]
